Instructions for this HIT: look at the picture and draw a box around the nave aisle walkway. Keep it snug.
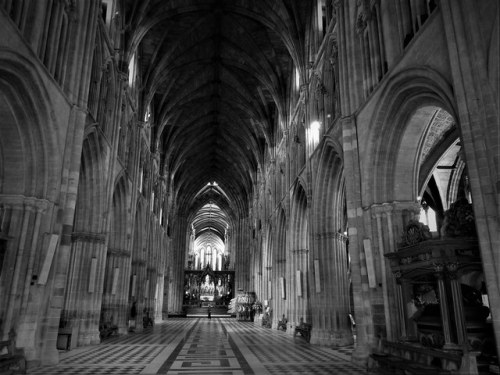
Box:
[28,318,367,374]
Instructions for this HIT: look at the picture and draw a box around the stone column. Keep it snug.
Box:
[1,196,51,360]
[101,248,131,334]
[393,272,408,339]
[272,258,287,329]
[373,209,393,340]
[383,202,421,340]
[168,214,188,314]
[265,266,272,301]
[287,248,310,334]
[2,200,34,337]
[434,264,456,349]
[145,267,158,318]
[234,216,251,293]
[310,232,353,346]
[130,259,146,331]
[62,232,107,346]
[447,262,468,348]
[341,115,373,361]
[440,0,500,356]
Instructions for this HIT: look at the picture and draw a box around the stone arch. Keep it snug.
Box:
[291,182,309,248]
[73,129,109,232]
[0,51,61,357]
[313,137,345,233]
[365,67,457,205]
[109,175,130,252]
[0,50,60,198]
[361,66,492,350]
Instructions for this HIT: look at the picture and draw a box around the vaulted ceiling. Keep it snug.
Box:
[124,0,311,241]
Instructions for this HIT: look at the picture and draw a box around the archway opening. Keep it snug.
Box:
[383,102,492,360]
[183,200,233,310]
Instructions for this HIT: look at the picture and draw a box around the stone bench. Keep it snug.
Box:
[294,319,312,343]
[0,330,26,374]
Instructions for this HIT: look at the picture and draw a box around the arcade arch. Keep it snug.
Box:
[361,68,493,355]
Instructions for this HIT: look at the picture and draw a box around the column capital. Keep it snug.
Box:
[393,270,402,283]
[107,247,131,258]
[291,248,309,254]
[0,195,52,213]
[72,231,106,244]
[446,262,460,279]
[392,201,421,214]
[315,231,348,242]
[369,201,420,215]
[433,263,445,279]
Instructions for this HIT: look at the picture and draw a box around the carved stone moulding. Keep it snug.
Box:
[385,237,480,280]
[107,247,130,257]
[72,231,106,244]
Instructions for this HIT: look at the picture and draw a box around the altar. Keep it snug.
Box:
[200,274,215,301]
[183,264,234,306]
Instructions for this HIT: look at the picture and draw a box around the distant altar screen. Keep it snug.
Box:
[200,275,215,301]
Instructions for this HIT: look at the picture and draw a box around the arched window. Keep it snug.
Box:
[419,202,437,232]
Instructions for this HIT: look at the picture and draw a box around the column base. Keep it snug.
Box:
[40,337,60,366]
[309,328,354,346]
[118,325,129,335]
[352,344,370,366]
[77,329,101,346]
[286,323,298,336]
[17,321,37,361]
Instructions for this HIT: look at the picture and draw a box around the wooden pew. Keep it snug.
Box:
[0,329,26,374]
[294,317,312,343]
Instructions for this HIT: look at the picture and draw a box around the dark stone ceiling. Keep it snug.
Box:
[124,0,311,239]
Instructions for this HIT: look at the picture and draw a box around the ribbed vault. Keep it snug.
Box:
[123,0,311,229]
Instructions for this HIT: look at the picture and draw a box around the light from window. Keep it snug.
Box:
[144,106,151,122]
[295,67,300,90]
[419,206,437,232]
[128,53,136,87]
[309,120,321,147]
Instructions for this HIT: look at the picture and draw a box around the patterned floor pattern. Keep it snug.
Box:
[28,318,368,375]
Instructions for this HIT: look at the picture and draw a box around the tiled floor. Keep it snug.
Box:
[28,318,368,375]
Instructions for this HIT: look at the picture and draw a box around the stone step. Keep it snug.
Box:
[185,306,232,317]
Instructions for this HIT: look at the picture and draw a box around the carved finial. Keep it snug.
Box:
[356,13,368,34]
[440,198,476,238]
[400,220,431,247]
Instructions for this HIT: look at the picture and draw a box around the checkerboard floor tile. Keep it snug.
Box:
[28,318,368,375]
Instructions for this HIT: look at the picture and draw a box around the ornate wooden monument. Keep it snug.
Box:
[374,199,496,374]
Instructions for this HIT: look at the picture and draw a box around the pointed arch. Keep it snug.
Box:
[364,67,457,204]
[0,49,61,198]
